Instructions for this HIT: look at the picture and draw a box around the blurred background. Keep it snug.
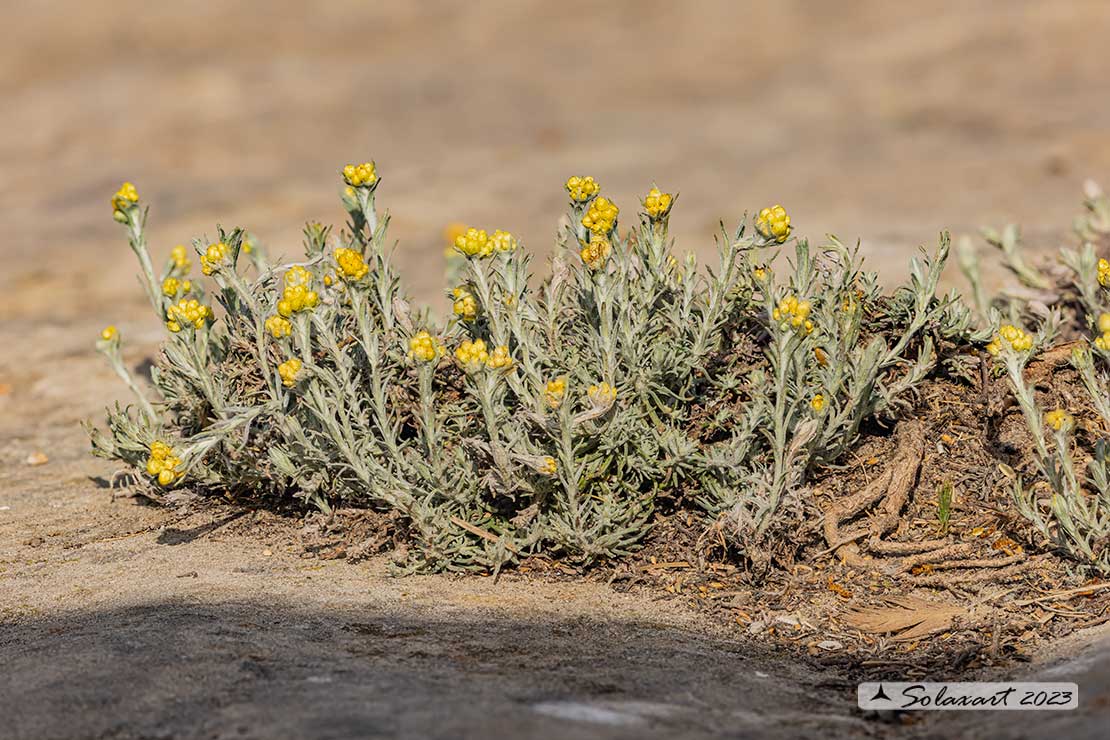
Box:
[4,0,1110,324]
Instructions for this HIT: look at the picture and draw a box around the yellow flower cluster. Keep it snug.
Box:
[487,344,513,370]
[278,357,303,387]
[408,331,443,363]
[544,376,566,408]
[752,265,768,282]
[166,299,214,332]
[170,244,191,272]
[772,295,813,334]
[582,197,619,235]
[455,338,490,370]
[538,456,558,476]
[342,161,377,187]
[1044,408,1074,432]
[643,187,673,219]
[810,394,826,413]
[334,247,370,281]
[265,314,292,338]
[756,204,791,243]
[452,286,478,321]
[489,229,518,253]
[100,325,118,341]
[587,382,617,408]
[565,176,600,203]
[277,266,319,317]
[454,339,512,372]
[111,182,139,220]
[200,242,229,275]
[161,277,192,298]
[986,324,1034,355]
[454,227,493,258]
[145,441,183,487]
[1095,313,1110,350]
[1099,258,1110,287]
[579,234,611,271]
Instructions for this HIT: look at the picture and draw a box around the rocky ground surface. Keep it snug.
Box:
[3,1,1110,737]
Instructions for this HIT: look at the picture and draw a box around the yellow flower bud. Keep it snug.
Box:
[342,161,377,188]
[334,247,370,280]
[756,204,791,243]
[454,227,493,258]
[582,197,619,235]
[565,176,600,203]
[544,376,567,409]
[642,187,673,219]
[278,357,303,387]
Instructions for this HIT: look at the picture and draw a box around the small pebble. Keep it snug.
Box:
[26,452,49,466]
[263,549,273,556]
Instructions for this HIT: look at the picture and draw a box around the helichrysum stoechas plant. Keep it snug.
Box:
[959,182,1110,575]
[89,166,970,574]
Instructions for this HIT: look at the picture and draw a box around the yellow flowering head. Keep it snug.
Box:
[455,338,490,372]
[161,277,182,298]
[752,265,768,282]
[100,325,118,342]
[342,161,377,188]
[489,229,518,254]
[486,344,513,371]
[1044,408,1074,432]
[582,197,619,235]
[756,204,791,243]
[642,187,673,220]
[987,324,1034,355]
[579,234,612,271]
[408,330,443,363]
[278,357,303,387]
[454,227,493,258]
[111,182,139,220]
[277,285,319,317]
[810,394,827,413]
[145,441,183,487]
[1099,313,1110,335]
[265,314,292,339]
[170,244,191,272]
[200,242,230,275]
[165,298,214,333]
[544,376,567,409]
[771,295,813,334]
[1099,258,1110,287]
[537,456,558,476]
[1096,333,1110,352]
[587,382,617,410]
[452,286,478,321]
[334,247,370,281]
[565,176,600,203]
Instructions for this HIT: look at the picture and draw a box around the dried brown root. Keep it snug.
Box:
[868,538,950,555]
[907,557,1045,588]
[822,421,925,572]
[820,420,1029,580]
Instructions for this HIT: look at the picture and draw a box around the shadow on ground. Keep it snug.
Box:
[2,601,871,740]
[4,600,1108,739]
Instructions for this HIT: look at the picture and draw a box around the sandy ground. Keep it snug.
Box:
[4,1,1110,738]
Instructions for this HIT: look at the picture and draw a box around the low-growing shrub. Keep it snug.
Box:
[89,166,1109,576]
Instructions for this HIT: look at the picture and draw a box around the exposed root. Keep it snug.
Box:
[820,419,1031,581]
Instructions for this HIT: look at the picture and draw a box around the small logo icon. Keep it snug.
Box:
[870,684,891,702]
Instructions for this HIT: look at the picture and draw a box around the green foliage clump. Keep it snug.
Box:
[89,169,973,574]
